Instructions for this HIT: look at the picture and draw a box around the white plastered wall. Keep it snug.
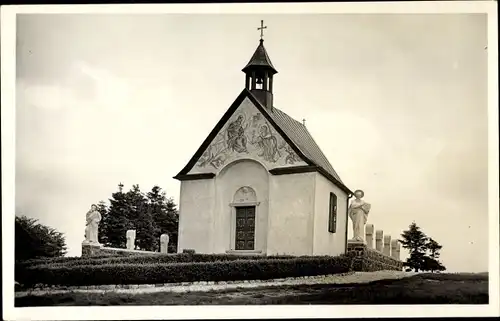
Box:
[312,172,349,256]
[266,172,316,255]
[177,179,216,253]
[213,159,270,253]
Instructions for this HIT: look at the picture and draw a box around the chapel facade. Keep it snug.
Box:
[174,30,353,256]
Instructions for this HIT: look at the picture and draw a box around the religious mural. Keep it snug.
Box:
[190,98,306,174]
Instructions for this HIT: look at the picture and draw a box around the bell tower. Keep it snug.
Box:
[242,20,278,110]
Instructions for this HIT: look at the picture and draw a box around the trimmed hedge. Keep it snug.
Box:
[17,253,299,270]
[16,254,117,266]
[16,255,352,287]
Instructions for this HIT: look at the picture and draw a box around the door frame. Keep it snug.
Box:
[229,201,260,251]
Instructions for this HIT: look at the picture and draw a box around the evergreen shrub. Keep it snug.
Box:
[16,255,352,287]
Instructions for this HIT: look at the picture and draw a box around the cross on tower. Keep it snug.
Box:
[257,20,267,40]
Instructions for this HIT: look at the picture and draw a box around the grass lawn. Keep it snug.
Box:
[15,273,489,306]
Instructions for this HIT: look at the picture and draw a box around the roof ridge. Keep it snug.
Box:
[301,124,343,183]
[271,106,344,184]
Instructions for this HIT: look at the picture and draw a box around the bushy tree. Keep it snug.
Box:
[15,215,67,261]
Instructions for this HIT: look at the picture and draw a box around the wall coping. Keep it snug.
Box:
[101,247,163,254]
[225,250,264,255]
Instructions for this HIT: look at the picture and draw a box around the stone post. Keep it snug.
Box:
[160,233,169,254]
[126,229,136,250]
[365,224,374,248]
[383,235,392,257]
[375,230,383,252]
[391,239,401,260]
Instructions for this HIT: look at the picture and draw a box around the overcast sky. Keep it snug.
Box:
[15,13,488,272]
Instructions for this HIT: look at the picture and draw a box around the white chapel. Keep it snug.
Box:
[174,24,353,256]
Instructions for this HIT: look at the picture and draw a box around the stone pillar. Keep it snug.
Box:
[365,224,374,249]
[375,230,383,252]
[383,235,392,257]
[126,230,136,250]
[160,233,169,254]
[391,239,401,260]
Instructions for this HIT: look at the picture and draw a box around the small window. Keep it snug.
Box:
[328,192,337,233]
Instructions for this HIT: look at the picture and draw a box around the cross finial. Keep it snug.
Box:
[302,118,306,126]
[257,20,267,40]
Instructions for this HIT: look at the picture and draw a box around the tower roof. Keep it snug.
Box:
[242,39,278,74]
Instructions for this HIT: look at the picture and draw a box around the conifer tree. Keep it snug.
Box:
[164,197,179,253]
[399,222,429,272]
[147,186,179,253]
[423,238,446,272]
[104,183,130,248]
[96,200,109,245]
[96,183,180,252]
[127,184,157,251]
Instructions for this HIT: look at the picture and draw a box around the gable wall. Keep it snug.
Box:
[188,97,306,175]
[312,173,349,256]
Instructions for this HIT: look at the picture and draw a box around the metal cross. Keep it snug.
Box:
[258,20,267,40]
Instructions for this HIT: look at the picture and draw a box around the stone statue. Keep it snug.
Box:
[84,204,102,244]
[126,230,136,250]
[348,189,371,242]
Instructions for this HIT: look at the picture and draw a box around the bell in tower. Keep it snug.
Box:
[242,21,278,110]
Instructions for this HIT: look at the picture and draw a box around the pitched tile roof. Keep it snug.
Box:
[261,105,344,184]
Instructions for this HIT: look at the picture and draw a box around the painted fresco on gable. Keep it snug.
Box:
[191,98,306,174]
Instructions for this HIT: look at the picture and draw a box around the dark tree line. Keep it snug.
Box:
[399,222,446,272]
[15,215,67,261]
[97,183,179,252]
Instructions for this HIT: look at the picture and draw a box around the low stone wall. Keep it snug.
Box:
[82,243,164,257]
[347,242,403,272]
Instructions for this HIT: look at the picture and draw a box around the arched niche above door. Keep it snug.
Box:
[233,186,257,203]
[230,186,260,207]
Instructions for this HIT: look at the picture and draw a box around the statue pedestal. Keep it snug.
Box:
[82,241,102,257]
[347,240,367,256]
[346,241,404,272]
